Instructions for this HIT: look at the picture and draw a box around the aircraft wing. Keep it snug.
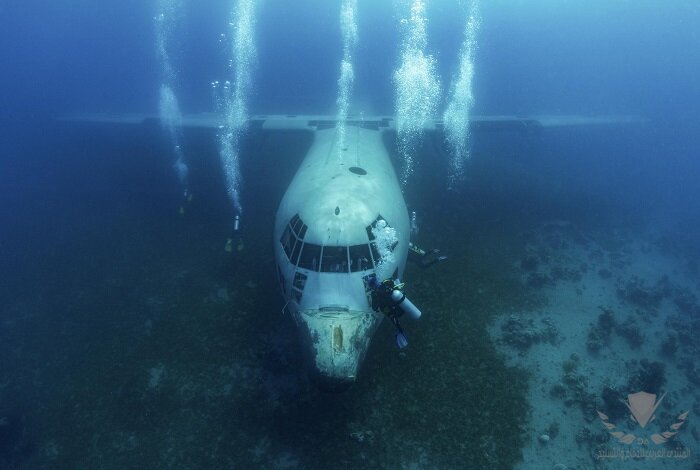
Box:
[59,113,649,131]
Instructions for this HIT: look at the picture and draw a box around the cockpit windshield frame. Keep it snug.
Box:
[279,213,397,274]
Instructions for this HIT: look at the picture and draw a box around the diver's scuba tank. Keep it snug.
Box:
[225,214,244,252]
[390,288,422,320]
[370,278,422,349]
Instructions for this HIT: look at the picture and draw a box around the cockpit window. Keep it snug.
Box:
[281,225,294,259]
[366,215,398,266]
[282,213,393,274]
[369,242,380,266]
[291,238,303,265]
[349,244,372,272]
[321,246,349,273]
[298,243,322,271]
[289,214,308,239]
[280,214,309,264]
[366,225,375,241]
[292,219,304,235]
[365,214,387,241]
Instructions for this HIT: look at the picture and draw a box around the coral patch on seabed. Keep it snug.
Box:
[490,222,700,469]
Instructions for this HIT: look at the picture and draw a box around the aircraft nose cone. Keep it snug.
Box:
[296,309,382,390]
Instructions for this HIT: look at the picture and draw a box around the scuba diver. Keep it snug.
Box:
[369,212,443,348]
[224,214,245,253]
[408,211,448,268]
[370,277,422,349]
[408,242,448,268]
[179,187,193,215]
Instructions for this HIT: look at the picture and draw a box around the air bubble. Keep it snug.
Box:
[335,0,358,162]
[215,0,257,218]
[443,0,480,188]
[393,0,441,186]
[156,1,189,188]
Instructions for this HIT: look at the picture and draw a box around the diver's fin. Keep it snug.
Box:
[395,331,409,349]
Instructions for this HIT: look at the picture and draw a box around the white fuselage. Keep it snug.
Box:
[273,124,409,388]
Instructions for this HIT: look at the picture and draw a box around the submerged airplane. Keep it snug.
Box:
[62,112,647,390]
[272,119,413,390]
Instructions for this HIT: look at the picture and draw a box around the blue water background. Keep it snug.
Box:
[1,1,699,227]
[0,2,699,466]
